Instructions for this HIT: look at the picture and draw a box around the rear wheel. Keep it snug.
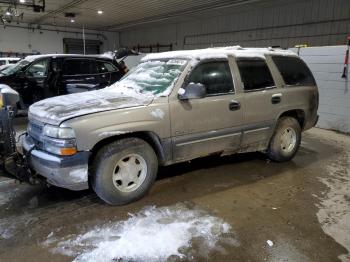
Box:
[267,117,301,162]
[92,138,158,205]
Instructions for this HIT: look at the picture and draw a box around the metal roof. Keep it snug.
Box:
[0,0,259,31]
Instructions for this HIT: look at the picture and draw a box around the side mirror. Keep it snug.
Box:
[178,83,207,100]
[0,84,19,107]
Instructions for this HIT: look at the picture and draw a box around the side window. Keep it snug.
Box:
[237,59,275,91]
[26,59,49,77]
[63,59,97,75]
[96,61,118,73]
[187,61,234,96]
[272,56,316,86]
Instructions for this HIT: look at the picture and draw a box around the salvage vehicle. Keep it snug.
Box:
[0,49,137,110]
[0,46,318,205]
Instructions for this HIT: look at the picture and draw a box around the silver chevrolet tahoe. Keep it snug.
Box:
[23,47,319,205]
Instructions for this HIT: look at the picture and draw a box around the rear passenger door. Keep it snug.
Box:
[236,58,282,150]
[61,58,99,94]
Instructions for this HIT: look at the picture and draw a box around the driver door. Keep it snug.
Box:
[23,58,50,105]
[170,59,243,162]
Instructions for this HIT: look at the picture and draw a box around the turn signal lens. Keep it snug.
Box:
[60,147,77,156]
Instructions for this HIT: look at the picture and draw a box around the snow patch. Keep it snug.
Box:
[151,109,165,119]
[178,87,186,95]
[45,203,238,262]
[29,84,153,125]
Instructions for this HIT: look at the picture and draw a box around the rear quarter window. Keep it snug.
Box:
[272,56,316,86]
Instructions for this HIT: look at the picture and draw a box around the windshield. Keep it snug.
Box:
[118,59,188,96]
[1,60,30,76]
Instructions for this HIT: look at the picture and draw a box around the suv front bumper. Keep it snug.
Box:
[22,135,90,191]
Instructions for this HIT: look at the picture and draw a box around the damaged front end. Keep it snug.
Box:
[0,84,89,190]
[0,84,38,184]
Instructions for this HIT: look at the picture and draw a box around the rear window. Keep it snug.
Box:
[96,60,118,73]
[272,56,316,86]
[63,59,97,75]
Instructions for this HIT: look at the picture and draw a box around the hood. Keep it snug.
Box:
[29,85,154,125]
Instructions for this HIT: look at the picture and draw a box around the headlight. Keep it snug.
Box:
[44,143,77,156]
[43,125,75,139]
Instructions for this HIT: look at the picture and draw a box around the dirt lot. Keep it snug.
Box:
[0,127,349,262]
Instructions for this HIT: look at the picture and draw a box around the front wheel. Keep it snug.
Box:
[92,138,158,205]
[267,117,301,162]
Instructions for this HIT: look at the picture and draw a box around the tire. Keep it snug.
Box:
[267,117,301,162]
[92,138,158,205]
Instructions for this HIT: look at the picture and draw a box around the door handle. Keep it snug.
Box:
[271,93,282,104]
[229,101,241,111]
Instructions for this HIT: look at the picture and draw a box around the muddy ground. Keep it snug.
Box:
[0,127,349,262]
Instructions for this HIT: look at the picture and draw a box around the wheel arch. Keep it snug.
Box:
[89,131,169,167]
[278,109,306,129]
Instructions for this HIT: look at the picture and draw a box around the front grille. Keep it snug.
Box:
[28,120,44,149]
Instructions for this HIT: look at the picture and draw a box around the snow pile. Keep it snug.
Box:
[120,60,186,96]
[45,203,237,262]
[143,46,297,62]
[316,150,350,261]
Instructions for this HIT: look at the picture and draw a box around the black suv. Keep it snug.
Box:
[0,53,130,109]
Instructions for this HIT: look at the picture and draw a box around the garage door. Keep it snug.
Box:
[63,38,102,54]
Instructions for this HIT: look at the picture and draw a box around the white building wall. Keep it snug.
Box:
[0,24,119,54]
[294,46,350,133]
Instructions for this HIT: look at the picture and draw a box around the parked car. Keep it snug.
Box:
[0,53,128,109]
[0,57,21,70]
[23,47,319,205]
